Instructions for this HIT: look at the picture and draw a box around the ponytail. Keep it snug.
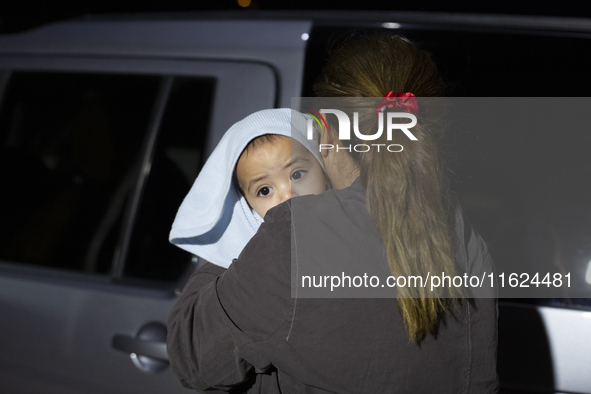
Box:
[314,34,462,342]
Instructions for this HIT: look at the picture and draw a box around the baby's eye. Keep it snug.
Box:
[257,186,272,197]
[291,170,306,181]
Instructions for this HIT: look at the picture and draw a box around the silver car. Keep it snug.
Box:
[0,12,590,393]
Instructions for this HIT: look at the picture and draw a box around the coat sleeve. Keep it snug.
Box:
[166,202,293,392]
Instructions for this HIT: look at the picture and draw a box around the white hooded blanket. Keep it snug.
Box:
[169,108,323,268]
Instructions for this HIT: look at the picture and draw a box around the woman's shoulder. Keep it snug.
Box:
[291,181,366,215]
[261,188,358,229]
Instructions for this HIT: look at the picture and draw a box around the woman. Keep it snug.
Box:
[167,35,498,393]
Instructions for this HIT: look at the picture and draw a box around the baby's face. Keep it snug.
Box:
[236,135,326,219]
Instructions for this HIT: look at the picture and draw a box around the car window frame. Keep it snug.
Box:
[0,55,277,292]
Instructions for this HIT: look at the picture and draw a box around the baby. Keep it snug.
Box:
[170,108,326,268]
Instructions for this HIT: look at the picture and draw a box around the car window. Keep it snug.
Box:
[0,71,159,274]
[0,71,216,285]
[303,27,591,97]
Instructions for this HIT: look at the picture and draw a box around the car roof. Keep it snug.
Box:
[1,10,591,59]
[0,17,311,61]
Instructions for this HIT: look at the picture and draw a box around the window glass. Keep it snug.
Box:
[0,72,160,274]
[303,27,591,97]
[124,78,215,282]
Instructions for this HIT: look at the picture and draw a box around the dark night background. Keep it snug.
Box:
[2,0,591,34]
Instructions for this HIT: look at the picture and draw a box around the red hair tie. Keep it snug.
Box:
[376,91,418,116]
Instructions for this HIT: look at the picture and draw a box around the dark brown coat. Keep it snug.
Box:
[167,180,498,393]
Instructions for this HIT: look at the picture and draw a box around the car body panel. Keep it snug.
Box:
[0,19,312,112]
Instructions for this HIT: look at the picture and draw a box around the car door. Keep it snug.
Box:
[0,56,278,393]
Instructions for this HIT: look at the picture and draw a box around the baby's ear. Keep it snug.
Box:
[318,124,334,146]
[317,124,337,159]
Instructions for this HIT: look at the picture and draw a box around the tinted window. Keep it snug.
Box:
[0,72,159,274]
[304,27,591,97]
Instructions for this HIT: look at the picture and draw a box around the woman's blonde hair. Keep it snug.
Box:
[314,34,462,342]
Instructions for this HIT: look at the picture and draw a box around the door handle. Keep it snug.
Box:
[112,322,169,373]
[112,334,168,361]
